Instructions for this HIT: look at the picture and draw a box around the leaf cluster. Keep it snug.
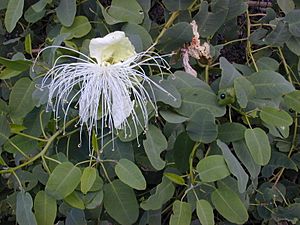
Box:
[1,0,300,225]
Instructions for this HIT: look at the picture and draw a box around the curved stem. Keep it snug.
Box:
[0,117,78,174]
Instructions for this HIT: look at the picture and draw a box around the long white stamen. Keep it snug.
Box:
[35,39,174,152]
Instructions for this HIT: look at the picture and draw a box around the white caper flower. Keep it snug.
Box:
[36,31,174,149]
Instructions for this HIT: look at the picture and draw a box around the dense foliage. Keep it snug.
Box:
[1,0,300,224]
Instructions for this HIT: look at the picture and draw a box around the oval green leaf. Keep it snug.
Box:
[34,191,56,225]
[164,173,185,185]
[244,128,271,166]
[218,122,246,142]
[187,108,218,143]
[107,0,144,24]
[4,0,24,32]
[45,162,82,200]
[284,90,300,113]
[196,199,214,225]
[56,0,76,27]
[141,176,175,210]
[143,125,167,170]
[217,140,249,193]
[60,16,91,39]
[260,107,293,127]
[170,200,192,225]
[103,179,139,225]
[196,155,230,182]
[80,167,97,194]
[177,87,226,117]
[64,192,85,209]
[211,185,249,224]
[115,159,146,190]
[9,78,36,120]
[16,191,37,225]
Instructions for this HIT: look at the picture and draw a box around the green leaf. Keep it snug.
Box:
[25,34,32,55]
[233,140,261,179]
[80,167,97,194]
[147,76,181,108]
[143,125,167,170]
[217,140,249,193]
[157,22,193,53]
[141,177,175,210]
[46,162,82,200]
[56,0,76,27]
[187,108,218,143]
[85,191,103,209]
[234,76,256,108]
[60,16,91,39]
[248,71,295,98]
[4,0,24,32]
[284,90,300,112]
[219,57,241,89]
[0,0,8,10]
[16,191,37,225]
[9,78,36,120]
[160,110,188,124]
[167,71,211,90]
[34,191,56,225]
[226,0,247,20]
[256,57,279,71]
[65,209,86,225]
[273,203,300,223]
[0,115,10,146]
[196,200,214,225]
[103,179,139,225]
[285,10,300,37]
[196,155,230,182]
[4,135,37,155]
[122,23,153,50]
[173,132,194,173]
[218,122,246,142]
[115,159,146,190]
[211,185,249,224]
[32,0,48,12]
[277,0,295,14]
[286,36,300,56]
[99,3,122,25]
[24,6,45,23]
[260,107,293,127]
[194,0,229,38]
[265,21,291,46]
[0,56,32,71]
[0,68,22,80]
[177,87,226,117]
[170,200,192,225]
[162,0,193,11]
[262,151,297,177]
[107,0,144,24]
[244,128,271,166]
[64,192,85,209]
[164,173,185,185]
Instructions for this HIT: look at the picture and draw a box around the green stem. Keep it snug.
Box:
[6,139,30,159]
[154,11,180,45]
[273,113,298,185]
[205,64,209,83]
[0,117,78,174]
[246,9,258,72]
[278,47,293,83]
[12,131,48,142]
[222,37,248,47]
[189,142,200,184]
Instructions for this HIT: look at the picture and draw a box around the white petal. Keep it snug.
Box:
[111,88,133,128]
[89,31,136,65]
